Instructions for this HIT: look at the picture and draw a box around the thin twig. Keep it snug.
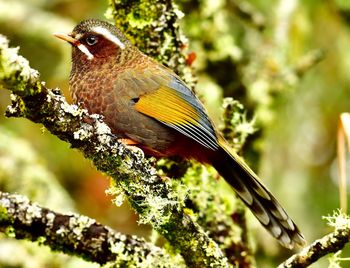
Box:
[278,213,350,268]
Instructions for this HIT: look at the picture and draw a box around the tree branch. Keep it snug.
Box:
[278,212,350,268]
[0,191,180,267]
[0,35,229,267]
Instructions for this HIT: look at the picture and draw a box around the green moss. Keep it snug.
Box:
[221,97,256,151]
[4,226,15,238]
[126,2,158,29]
[0,35,42,96]
[37,236,47,245]
[0,205,9,222]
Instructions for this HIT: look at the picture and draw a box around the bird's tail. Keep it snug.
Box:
[210,141,306,249]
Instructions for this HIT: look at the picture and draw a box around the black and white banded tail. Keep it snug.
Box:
[212,143,306,248]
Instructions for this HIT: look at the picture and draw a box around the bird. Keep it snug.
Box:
[54,19,306,249]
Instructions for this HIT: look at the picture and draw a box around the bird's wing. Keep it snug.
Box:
[133,71,219,151]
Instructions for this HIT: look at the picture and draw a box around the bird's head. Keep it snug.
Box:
[54,19,131,64]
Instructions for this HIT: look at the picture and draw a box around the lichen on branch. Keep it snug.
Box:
[0,191,178,267]
[278,211,350,268]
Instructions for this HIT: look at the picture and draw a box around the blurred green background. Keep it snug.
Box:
[1,0,350,267]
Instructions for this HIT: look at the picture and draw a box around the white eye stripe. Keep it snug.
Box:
[91,26,125,49]
[77,43,94,60]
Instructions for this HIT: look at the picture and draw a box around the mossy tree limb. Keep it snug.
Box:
[0,191,178,267]
[0,35,229,267]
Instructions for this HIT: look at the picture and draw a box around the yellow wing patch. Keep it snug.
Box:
[134,86,219,150]
[134,86,199,127]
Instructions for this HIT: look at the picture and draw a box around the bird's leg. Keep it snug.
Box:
[118,138,138,146]
[118,138,145,157]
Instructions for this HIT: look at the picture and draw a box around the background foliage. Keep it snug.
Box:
[1,0,350,267]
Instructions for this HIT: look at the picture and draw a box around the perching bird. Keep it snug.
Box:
[54,19,305,249]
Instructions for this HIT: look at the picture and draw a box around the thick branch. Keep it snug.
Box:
[0,191,177,267]
[0,35,229,267]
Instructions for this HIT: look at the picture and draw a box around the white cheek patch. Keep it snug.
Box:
[92,26,126,50]
[77,43,94,60]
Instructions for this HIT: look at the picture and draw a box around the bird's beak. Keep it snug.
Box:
[53,32,79,46]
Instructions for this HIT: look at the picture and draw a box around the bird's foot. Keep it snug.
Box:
[118,138,145,158]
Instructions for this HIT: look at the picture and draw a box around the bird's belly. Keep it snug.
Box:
[107,107,177,154]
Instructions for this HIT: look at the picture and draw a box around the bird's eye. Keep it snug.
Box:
[85,35,98,46]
